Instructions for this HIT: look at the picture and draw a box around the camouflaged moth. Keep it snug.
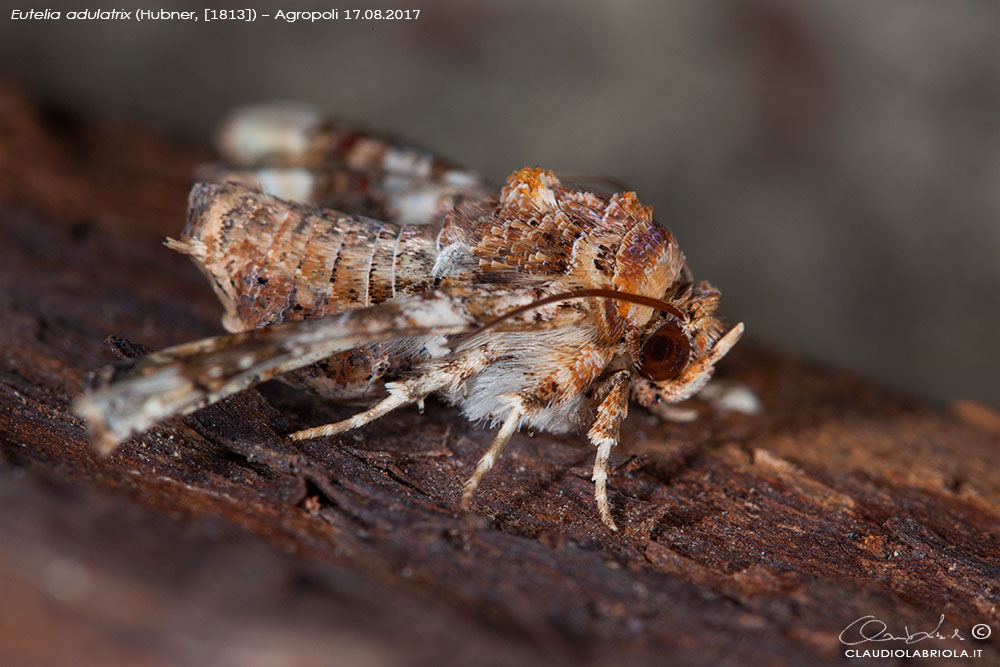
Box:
[75,104,744,530]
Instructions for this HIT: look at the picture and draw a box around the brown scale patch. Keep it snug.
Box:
[436,169,688,343]
[249,207,319,325]
[442,171,683,303]
[367,224,400,305]
[391,226,438,297]
[556,343,614,396]
[600,191,651,233]
[294,223,342,318]
[613,219,683,326]
[453,170,600,277]
[327,223,376,306]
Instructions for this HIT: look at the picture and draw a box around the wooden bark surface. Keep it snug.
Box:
[1,84,998,666]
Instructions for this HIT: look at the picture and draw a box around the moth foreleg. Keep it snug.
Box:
[460,402,523,510]
[588,371,631,532]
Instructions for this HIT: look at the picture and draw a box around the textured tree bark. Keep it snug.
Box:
[1,84,997,666]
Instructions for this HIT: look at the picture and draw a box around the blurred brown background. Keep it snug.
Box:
[2,0,997,407]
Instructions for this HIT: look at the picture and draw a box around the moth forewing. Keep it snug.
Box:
[74,289,486,455]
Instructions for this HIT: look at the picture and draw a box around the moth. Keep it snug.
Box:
[74,104,744,530]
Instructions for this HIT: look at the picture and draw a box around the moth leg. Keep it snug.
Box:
[288,382,414,440]
[460,403,523,510]
[588,370,631,532]
[290,346,496,441]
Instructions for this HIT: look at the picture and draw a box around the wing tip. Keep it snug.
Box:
[72,394,125,457]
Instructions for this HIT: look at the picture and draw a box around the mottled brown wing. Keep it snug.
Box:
[173,182,447,332]
[170,181,468,400]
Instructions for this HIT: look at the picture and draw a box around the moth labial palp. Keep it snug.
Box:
[75,103,748,531]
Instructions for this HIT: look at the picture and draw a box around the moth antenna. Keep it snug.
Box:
[450,288,686,348]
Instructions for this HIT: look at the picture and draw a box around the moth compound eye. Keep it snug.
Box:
[638,322,690,382]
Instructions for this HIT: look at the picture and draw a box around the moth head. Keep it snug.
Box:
[451,284,740,407]
[631,280,741,404]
